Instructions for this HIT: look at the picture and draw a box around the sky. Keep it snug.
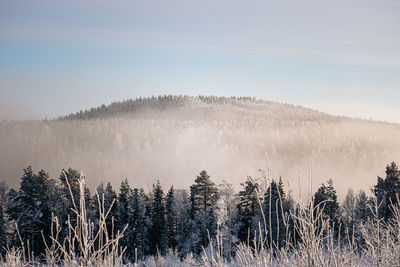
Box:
[0,0,399,122]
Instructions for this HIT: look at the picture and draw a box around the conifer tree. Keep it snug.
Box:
[6,167,51,257]
[341,188,356,238]
[118,179,131,240]
[374,162,400,220]
[0,196,5,256]
[127,188,149,259]
[149,181,167,255]
[236,177,262,243]
[166,186,177,250]
[190,170,219,214]
[264,177,289,249]
[190,170,219,253]
[313,179,340,233]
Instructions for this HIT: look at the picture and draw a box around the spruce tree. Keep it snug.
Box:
[374,162,400,220]
[190,170,219,214]
[6,167,51,257]
[118,179,132,254]
[149,181,167,255]
[190,170,219,253]
[126,188,150,260]
[313,179,340,234]
[0,196,6,256]
[236,177,262,243]
[166,186,177,250]
[264,178,289,249]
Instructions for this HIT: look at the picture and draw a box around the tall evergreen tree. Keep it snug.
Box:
[6,167,51,257]
[374,162,400,220]
[341,188,356,240]
[313,179,340,233]
[166,186,177,250]
[118,178,131,242]
[0,196,6,256]
[236,176,262,244]
[127,188,150,260]
[264,177,289,249]
[190,170,219,214]
[190,170,219,253]
[149,181,167,255]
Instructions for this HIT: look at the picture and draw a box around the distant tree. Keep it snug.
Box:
[166,186,177,250]
[149,181,167,255]
[6,167,51,257]
[341,188,356,239]
[355,190,371,223]
[374,162,400,220]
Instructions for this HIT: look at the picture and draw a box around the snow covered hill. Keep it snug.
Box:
[1,95,398,198]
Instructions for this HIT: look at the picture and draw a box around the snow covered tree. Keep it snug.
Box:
[118,178,131,244]
[0,196,5,256]
[126,188,150,260]
[264,177,290,249]
[217,181,237,260]
[190,170,219,214]
[313,179,340,234]
[94,182,118,236]
[355,190,371,223]
[236,176,262,244]
[166,186,177,250]
[6,167,51,257]
[190,171,219,254]
[149,181,167,255]
[341,188,356,239]
[174,189,194,258]
[374,162,400,220]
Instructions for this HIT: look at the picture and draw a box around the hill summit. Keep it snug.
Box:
[1,95,399,198]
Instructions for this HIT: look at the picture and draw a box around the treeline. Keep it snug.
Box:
[0,163,399,263]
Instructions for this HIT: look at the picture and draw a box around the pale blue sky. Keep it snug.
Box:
[0,0,399,121]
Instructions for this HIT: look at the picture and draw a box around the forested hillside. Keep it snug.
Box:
[0,95,399,197]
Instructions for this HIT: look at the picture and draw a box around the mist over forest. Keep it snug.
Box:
[1,95,398,198]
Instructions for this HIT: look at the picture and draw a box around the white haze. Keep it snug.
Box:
[0,96,398,200]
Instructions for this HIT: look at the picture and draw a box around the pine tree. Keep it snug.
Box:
[6,167,51,257]
[341,188,356,240]
[127,188,149,259]
[190,170,219,253]
[217,181,237,260]
[94,182,118,236]
[118,178,131,247]
[236,177,262,244]
[166,186,177,250]
[190,170,219,214]
[104,182,118,236]
[264,178,289,249]
[149,181,167,255]
[174,189,194,258]
[0,196,6,256]
[374,162,400,220]
[313,179,340,234]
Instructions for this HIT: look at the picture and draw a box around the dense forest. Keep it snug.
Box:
[1,95,400,198]
[1,162,400,266]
